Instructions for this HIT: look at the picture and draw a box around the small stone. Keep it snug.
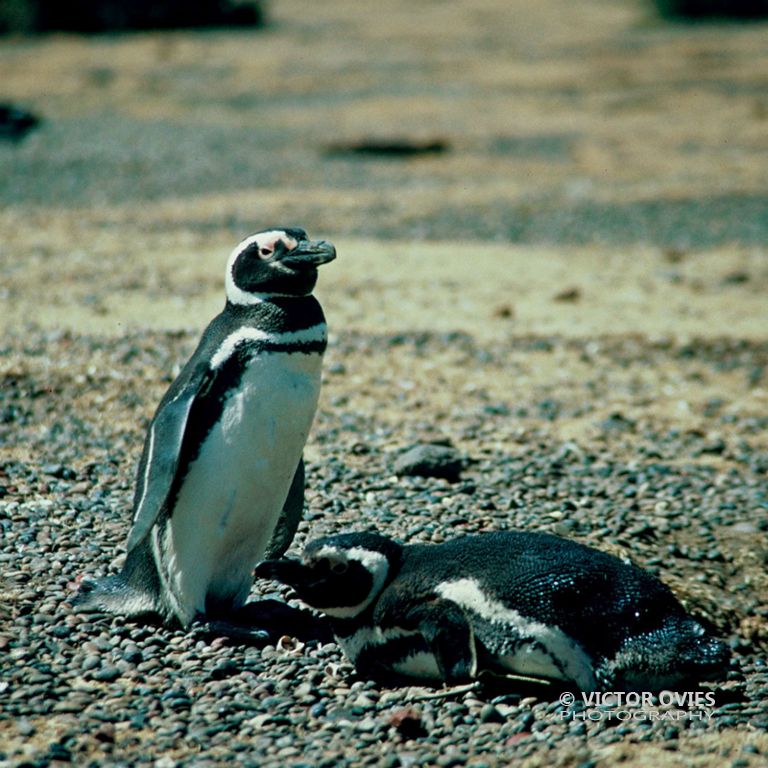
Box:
[479,703,504,724]
[309,702,326,718]
[552,286,581,302]
[721,271,750,285]
[210,659,239,679]
[729,523,758,534]
[17,718,36,737]
[357,717,377,732]
[47,743,72,762]
[246,713,273,730]
[294,682,315,699]
[94,724,116,743]
[122,645,143,664]
[494,703,518,718]
[353,694,376,709]
[93,665,121,682]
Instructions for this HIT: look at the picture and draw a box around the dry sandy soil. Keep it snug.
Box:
[1,1,767,766]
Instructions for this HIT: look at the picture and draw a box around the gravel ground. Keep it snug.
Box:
[2,328,767,767]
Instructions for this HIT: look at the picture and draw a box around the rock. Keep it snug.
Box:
[0,104,41,143]
[552,286,581,302]
[325,138,449,158]
[12,1,267,33]
[655,0,768,21]
[393,444,463,482]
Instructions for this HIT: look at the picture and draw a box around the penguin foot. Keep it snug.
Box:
[407,682,481,702]
[193,620,271,645]
[406,674,560,704]
[477,669,564,701]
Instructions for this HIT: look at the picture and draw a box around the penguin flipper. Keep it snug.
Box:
[375,595,477,684]
[264,457,305,559]
[125,386,199,552]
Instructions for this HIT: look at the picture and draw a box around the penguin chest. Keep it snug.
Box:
[166,351,322,619]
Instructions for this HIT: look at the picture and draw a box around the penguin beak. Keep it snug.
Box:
[255,558,314,590]
[281,239,336,269]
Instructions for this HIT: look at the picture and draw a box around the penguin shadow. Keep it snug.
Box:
[68,589,333,647]
[194,599,335,646]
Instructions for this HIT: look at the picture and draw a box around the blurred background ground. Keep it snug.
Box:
[1,0,767,337]
[1,1,767,767]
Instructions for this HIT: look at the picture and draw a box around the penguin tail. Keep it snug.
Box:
[72,573,161,620]
[601,616,732,692]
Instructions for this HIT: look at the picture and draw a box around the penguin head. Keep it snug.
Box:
[225,227,336,303]
[256,532,402,619]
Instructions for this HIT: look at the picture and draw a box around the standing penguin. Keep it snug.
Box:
[77,228,335,629]
[256,530,730,691]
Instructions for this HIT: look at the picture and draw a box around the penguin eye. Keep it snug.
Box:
[259,247,272,258]
[330,561,348,575]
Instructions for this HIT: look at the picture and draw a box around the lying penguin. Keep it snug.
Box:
[256,530,730,691]
[76,228,335,630]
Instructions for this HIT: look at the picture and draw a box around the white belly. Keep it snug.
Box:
[163,351,322,623]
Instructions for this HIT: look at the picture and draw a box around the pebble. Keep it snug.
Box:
[92,665,121,682]
[480,703,504,724]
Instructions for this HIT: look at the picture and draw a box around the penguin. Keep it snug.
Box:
[76,228,336,629]
[256,530,730,692]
